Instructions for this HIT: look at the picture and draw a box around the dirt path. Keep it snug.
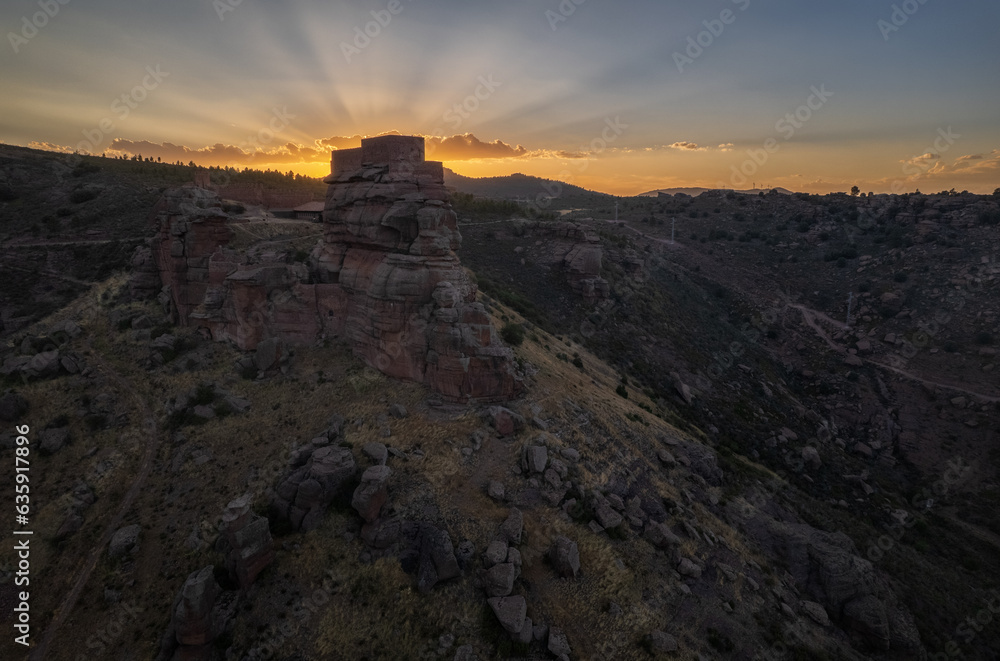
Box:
[31,351,161,660]
[786,302,1000,403]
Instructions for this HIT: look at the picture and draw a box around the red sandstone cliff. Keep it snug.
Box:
[150,137,522,403]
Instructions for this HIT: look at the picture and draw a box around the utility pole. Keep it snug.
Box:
[845,292,854,328]
[671,217,676,244]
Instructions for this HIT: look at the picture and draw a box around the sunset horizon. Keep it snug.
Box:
[4,1,997,198]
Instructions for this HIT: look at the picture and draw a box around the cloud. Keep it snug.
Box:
[27,141,74,154]
[669,141,734,152]
[670,141,708,151]
[425,134,530,160]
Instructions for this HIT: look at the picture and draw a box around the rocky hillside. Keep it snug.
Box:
[0,145,998,661]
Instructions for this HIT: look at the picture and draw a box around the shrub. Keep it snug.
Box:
[615,384,628,399]
[976,332,994,346]
[893,272,908,283]
[500,322,525,346]
[69,188,99,204]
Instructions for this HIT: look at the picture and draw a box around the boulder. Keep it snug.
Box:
[549,536,580,578]
[595,503,623,530]
[172,566,223,647]
[351,465,392,523]
[416,524,461,594]
[802,600,830,627]
[362,441,388,465]
[109,524,141,559]
[525,445,548,473]
[39,427,70,455]
[270,445,356,532]
[547,627,571,657]
[487,596,527,635]
[498,508,523,545]
[220,494,274,589]
[485,540,508,567]
[644,521,681,548]
[484,406,525,436]
[483,562,517,597]
[677,557,703,578]
[844,595,890,651]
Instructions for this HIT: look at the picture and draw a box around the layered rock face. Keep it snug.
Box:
[149,136,521,402]
[313,137,520,401]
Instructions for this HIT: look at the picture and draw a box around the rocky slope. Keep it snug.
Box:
[0,146,998,660]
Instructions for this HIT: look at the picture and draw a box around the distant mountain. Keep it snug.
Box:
[443,168,614,204]
[638,186,795,197]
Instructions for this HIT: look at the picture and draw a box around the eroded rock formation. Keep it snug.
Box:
[148,136,521,402]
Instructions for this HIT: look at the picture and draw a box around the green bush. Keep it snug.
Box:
[500,322,524,346]
[615,384,628,399]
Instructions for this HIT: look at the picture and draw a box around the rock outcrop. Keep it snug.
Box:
[150,136,521,402]
[218,494,274,590]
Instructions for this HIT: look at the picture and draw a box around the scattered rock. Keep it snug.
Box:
[595,503,623,530]
[802,600,830,627]
[483,562,517,597]
[487,481,505,501]
[498,508,523,545]
[524,445,548,473]
[549,536,580,578]
[39,427,70,455]
[487,595,527,635]
[547,627,571,657]
[483,406,525,437]
[219,494,274,589]
[389,403,408,419]
[351,465,392,523]
[362,441,388,466]
[485,540,508,567]
[109,524,141,559]
[677,557,703,579]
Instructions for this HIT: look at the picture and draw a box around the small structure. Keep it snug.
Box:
[293,201,325,221]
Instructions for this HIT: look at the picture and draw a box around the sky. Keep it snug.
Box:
[2,0,999,196]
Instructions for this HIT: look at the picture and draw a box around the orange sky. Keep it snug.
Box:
[4,2,999,197]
